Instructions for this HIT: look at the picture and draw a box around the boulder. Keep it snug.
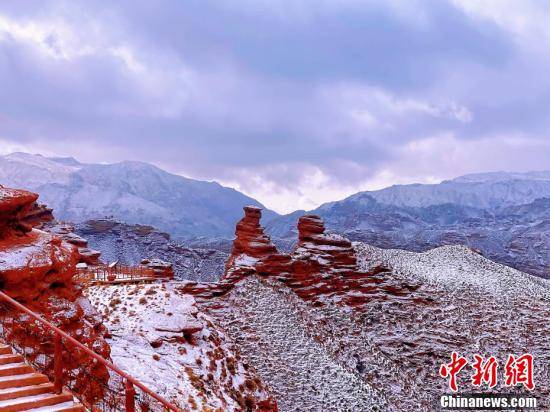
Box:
[78,247,102,265]
[142,258,175,279]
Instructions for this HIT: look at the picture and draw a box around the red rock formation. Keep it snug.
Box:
[227,206,278,260]
[224,206,291,283]
[21,202,54,229]
[0,189,99,266]
[44,222,103,266]
[294,214,358,275]
[0,186,111,403]
[286,215,360,300]
[0,186,38,234]
[77,248,102,265]
[220,208,404,308]
[141,258,175,279]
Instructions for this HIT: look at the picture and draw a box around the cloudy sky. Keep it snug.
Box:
[1,1,549,213]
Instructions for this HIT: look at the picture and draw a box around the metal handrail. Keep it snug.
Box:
[0,290,181,412]
[76,264,159,283]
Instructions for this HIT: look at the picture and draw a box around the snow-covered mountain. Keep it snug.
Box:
[0,152,278,238]
[451,170,550,183]
[329,170,550,210]
[266,171,550,278]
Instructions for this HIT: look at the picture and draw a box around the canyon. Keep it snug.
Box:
[3,153,549,280]
[0,183,548,410]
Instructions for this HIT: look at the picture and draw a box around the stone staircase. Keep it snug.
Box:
[0,344,84,412]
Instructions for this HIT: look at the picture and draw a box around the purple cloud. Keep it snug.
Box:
[0,0,549,212]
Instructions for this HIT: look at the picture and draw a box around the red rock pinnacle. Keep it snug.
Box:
[230,205,278,258]
[224,206,291,282]
[222,209,395,306]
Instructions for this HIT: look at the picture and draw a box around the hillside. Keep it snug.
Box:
[75,218,228,282]
[0,152,278,239]
[266,172,550,279]
[182,207,550,410]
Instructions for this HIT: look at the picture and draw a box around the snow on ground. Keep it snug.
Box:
[0,230,72,271]
[233,254,259,268]
[355,243,550,299]
[79,242,549,410]
[208,276,386,412]
[84,282,271,411]
[0,237,46,270]
[204,244,549,410]
[351,242,550,405]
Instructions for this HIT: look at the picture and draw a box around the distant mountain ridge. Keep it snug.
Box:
[266,171,550,279]
[0,152,278,238]
[2,151,548,277]
[450,170,550,183]
[329,171,550,210]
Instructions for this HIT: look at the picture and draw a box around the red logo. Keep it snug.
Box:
[439,352,468,392]
[471,354,498,389]
[439,353,535,392]
[504,354,535,391]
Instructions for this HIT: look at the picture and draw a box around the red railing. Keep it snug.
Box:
[75,264,158,284]
[0,291,182,412]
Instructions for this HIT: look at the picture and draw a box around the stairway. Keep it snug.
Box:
[0,343,85,412]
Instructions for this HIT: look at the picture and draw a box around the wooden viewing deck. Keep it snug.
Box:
[74,264,170,285]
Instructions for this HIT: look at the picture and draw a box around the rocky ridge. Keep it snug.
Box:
[0,185,111,403]
[223,206,399,308]
[75,219,228,282]
[174,206,549,411]
[84,282,276,410]
[172,207,431,409]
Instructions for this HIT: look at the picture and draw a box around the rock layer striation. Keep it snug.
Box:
[0,186,111,403]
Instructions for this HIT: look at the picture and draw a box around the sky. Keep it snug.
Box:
[0,1,549,214]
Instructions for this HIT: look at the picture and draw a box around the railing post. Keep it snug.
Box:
[54,333,63,394]
[125,379,136,412]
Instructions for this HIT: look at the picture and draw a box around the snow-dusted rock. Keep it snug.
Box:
[84,282,276,410]
[0,185,111,402]
[76,218,226,281]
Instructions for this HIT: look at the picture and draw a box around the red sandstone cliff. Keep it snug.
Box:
[21,202,54,229]
[0,186,38,234]
[0,186,110,403]
[45,222,102,265]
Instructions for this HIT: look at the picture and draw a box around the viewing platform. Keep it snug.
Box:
[75,261,174,285]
